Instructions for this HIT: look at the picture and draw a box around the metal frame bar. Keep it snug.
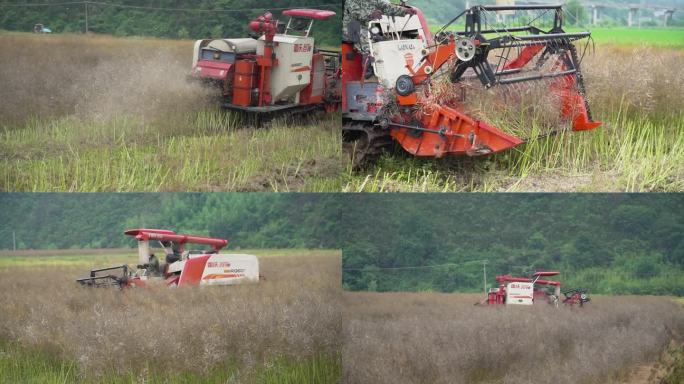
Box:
[479,4,562,11]
[76,265,128,287]
[455,26,538,36]
[497,69,577,85]
[284,17,314,37]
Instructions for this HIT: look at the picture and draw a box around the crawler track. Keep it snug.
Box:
[343,121,394,169]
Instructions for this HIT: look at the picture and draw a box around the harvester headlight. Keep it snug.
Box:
[455,38,476,62]
[370,26,381,36]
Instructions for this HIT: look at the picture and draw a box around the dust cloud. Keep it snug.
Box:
[0,34,213,125]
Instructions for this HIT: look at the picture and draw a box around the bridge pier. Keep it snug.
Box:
[664,9,675,27]
[628,7,638,27]
[591,5,600,26]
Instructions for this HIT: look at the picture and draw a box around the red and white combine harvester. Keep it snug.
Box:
[343,3,602,165]
[191,9,341,119]
[479,271,590,307]
[77,229,258,288]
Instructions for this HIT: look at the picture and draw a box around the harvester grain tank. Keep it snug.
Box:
[76,229,258,288]
[191,9,341,118]
[342,3,602,166]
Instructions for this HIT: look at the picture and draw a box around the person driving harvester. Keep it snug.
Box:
[343,0,416,79]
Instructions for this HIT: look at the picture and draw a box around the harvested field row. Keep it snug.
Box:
[0,252,342,381]
[343,292,684,384]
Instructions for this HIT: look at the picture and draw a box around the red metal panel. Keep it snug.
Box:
[341,42,363,112]
[124,229,228,251]
[503,45,545,70]
[233,60,257,106]
[124,229,175,236]
[548,59,603,132]
[282,9,336,20]
[178,255,210,286]
[126,278,149,289]
[389,104,523,157]
[533,271,560,277]
[165,275,180,286]
[249,12,276,106]
[192,60,233,80]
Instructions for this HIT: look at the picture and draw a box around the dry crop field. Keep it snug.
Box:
[343,292,684,384]
[0,250,341,383]
[344,43,684,192]
[0,32,342,192]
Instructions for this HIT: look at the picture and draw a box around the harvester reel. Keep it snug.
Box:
[455,38,476,62]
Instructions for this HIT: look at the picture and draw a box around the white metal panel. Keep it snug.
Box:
[258,35,314,103]
[137,240,150,265]
[506,282,534,305]
[310,54,325,97]
[200,254,259,285]
[207,38,257,53]
[371,39,425,89]
[192,40,205,68]
[167,259,185,274]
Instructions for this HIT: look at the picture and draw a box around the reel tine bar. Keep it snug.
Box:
[76,265,129,288]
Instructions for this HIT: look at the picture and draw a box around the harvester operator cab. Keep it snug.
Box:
[124,228,228,279]
[367,13,428,43]
[139,240,208,271]
[284,16,314,37]
[135,240,172,278]
[281,9,336,38]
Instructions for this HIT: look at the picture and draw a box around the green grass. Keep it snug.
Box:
[0,110,341,192]
[344,111,684,192]
[0,339,340,384]
[567,27,684,49]
[0,249,340,268]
